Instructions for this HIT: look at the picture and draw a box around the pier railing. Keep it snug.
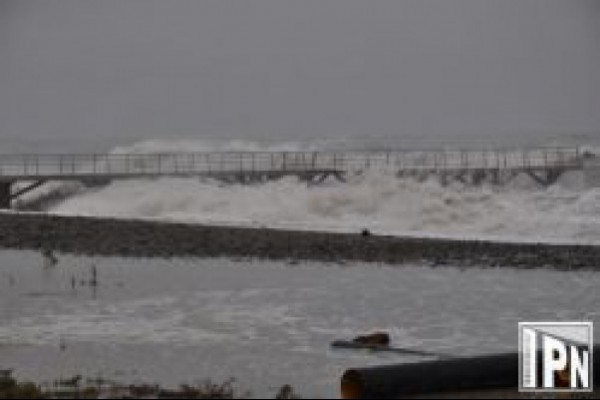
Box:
[0,147,583,181]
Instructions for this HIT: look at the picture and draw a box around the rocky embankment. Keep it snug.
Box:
[0,212,598,270]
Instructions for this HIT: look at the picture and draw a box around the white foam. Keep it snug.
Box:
[45,175,597,244]
[4,139,586,245]
[108,138,322,154]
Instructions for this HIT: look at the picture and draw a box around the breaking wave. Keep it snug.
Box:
[16,139,600,245]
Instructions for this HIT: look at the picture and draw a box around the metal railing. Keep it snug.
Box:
[0,147,583,180]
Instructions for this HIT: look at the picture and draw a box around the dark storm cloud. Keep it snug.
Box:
[0,0,599,151]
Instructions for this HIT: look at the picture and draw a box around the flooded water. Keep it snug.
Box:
[0,250,599,398]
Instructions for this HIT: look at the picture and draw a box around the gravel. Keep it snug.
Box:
[0,212,598,270]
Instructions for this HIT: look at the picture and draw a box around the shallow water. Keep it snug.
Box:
[0,250,599,397]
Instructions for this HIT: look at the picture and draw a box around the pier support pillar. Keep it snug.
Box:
[0,182,12,209]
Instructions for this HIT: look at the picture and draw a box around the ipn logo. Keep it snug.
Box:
[519,322,593,392]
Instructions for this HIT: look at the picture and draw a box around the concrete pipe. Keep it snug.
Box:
[341,347,599,399]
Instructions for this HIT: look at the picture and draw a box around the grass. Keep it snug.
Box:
[0,371,300,399]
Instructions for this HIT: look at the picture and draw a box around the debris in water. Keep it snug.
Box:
[42,249,58,268]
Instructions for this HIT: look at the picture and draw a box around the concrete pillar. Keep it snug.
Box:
[0,182,12,209]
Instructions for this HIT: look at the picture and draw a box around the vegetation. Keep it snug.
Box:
[0,371,299,399]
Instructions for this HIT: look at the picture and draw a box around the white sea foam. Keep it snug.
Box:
[6,139,586,244]
[109,138,323,154]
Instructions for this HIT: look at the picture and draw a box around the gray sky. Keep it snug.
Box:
[1,0,599,152]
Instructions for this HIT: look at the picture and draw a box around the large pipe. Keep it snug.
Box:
[341,346,600,399]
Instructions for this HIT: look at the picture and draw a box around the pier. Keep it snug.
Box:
[0,147,586,209]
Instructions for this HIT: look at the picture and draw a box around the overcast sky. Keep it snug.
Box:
[1,0,599,151]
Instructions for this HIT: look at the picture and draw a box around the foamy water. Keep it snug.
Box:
[18,139,599,245]
[1,250,599,397]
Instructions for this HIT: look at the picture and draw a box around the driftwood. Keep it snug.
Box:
[351,332,390,346]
